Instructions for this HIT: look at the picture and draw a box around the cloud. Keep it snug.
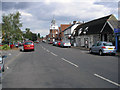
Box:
[20,11,32,17]
[1,1,118,36]
[2,2,30,11]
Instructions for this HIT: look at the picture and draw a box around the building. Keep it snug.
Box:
[49,18,59,42]
[58,24,71,40]
[62,21,81,45]
[73,14,118,48]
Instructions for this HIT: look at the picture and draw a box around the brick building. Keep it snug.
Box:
[58,24,71,40]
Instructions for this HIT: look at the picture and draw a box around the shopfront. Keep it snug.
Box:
[114,28,120,52]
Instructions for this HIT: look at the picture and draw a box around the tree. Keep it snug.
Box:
[38,33,40,38]
[2,12,23,43]
[23,28,37,41]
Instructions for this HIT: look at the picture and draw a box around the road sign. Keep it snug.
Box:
[114,28,120,33]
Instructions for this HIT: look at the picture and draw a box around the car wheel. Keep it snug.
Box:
[111,53,116,56]
[2,65,5,72]
[99,50,103,56]
[89,49,92,54]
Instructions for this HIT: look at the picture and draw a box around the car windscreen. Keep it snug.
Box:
[24,42,33,45]
[103,43,113,46]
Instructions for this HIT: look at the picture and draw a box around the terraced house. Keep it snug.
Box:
[72,14,118,48]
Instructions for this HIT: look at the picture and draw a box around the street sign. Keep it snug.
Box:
[114,28,120,33]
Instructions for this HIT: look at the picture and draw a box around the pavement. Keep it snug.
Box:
[1,42,119,88]
[72,46,120,56]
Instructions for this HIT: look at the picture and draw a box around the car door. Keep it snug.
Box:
[91,43,97,52]
[96,42,102,53]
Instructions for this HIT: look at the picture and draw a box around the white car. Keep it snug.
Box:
[60,41,71,48]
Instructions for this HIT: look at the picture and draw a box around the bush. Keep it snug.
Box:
[0,44,10,50]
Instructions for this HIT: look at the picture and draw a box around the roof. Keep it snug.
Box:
[73,14,117,36]
[62,24,75,32]
[60,24,71,32]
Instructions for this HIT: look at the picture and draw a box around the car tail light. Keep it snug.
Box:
[63,43,65,44]
[102,46,106,49]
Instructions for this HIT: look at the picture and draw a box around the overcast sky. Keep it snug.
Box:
[1,0,119,36]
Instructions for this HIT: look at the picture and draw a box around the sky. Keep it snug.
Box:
[0,0,119,36]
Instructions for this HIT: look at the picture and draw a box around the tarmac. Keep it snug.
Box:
[71,46,120,56]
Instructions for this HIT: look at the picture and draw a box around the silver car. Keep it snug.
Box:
[60,41,71,48]
[89,41,116,56]
[53,41,57,46]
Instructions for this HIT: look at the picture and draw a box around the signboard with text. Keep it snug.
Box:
[114,28,120,33]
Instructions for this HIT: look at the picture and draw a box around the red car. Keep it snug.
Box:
[57,41,61,47]
[23,41,34,51]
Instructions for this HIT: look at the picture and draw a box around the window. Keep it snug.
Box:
[97,42,101,46]
[73,30,76,35]
[83,27,89,34]
[85,27,88,31]
[78,28,82,35]
[25,42,33,45]
[103,43,113,46]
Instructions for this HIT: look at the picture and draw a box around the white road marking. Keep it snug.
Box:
[50,52,58,56]
[6,67,9,69]
[94,74,120,87]
[8,53,11,55]
[61,58,78,67]
[46,50,50,52]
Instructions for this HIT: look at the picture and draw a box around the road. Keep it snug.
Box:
[2,42,119,88]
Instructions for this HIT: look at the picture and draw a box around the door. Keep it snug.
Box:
[104,34,107,41]
[96,42,102,53]
[91,43,97,52]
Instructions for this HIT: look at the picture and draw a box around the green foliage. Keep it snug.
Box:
[0,44,10,50]
[38,33,40,38]
[23,28,37,41]
[2,12,23,43]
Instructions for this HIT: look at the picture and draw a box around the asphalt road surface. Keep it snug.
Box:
[2,42,119,88]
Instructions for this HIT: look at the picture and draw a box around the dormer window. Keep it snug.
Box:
[83,27,88,34]
[78,28,82,35]
[73,30,76,35]
[85,27,88,31]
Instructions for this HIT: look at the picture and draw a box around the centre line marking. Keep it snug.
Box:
[61,58,78,67]
[46,50,50,52]
[94,74,120,87]
[50,52,58,56]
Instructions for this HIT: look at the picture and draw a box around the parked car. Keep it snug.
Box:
[0,56,4,72]
[9,43,15,49]
[23,41,34,51]
[14,43,19,48]
[89,41,116,56]
[42,40,46,43]
[57,41,61,47]
[49,41,53,44]
[60,41,71,48]
[35,41,39,44]
[53,41,57,46]
[0,43,4,47]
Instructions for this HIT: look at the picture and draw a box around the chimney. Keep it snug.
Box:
[73,21,77,24]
